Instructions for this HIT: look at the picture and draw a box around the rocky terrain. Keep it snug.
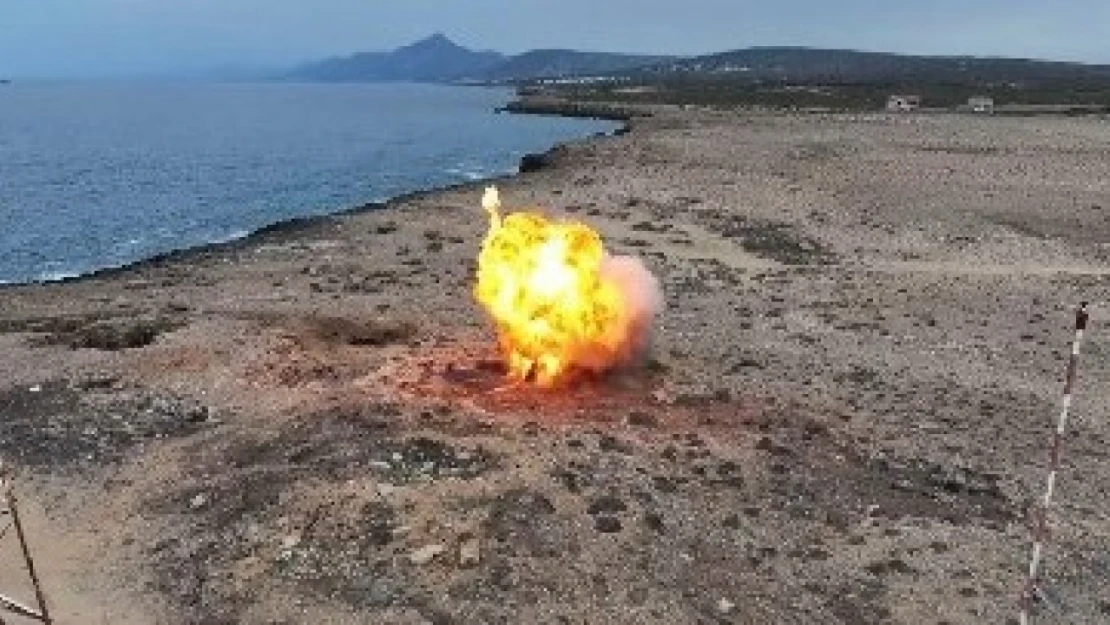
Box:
[1,108,1108,624]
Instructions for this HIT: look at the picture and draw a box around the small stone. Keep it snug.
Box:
[893,479,915,491]
[409,544,446,565]
[587,495,628,516]
[594,516,622,533]
[598,435,629,454]
[28,385,41,393]
[186,406,209,423]
[717,598,735,614]
[458,535,480,568]
[626,411,658,428]
[189,494,208,509]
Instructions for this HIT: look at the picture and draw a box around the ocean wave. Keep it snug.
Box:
[446,166,490,181]
[34,270,85,283]
[210,229,252,244]
[2,228,256,286]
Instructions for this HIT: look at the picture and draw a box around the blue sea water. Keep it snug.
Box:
[0,82,617,284]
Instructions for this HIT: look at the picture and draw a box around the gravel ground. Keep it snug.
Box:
[1,108,1108,625]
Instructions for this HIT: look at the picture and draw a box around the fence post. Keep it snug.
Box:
[1019,303,1090,625]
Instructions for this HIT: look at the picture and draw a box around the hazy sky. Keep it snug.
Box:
[3,0,1109,78]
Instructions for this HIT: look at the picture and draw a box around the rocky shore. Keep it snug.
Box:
[496,95,647,122]
[1,106,1108,625]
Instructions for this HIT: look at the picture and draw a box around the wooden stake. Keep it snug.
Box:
[0,464,52,624]
[8,491,52,625]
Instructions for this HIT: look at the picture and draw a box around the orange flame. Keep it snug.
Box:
[474,187,633,387]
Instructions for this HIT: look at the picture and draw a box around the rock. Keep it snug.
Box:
[519,152,550,174]
[587,495,628,516]
[626,411,658,428]
[189,494,208,510]
[458,535,480,568]
[594,516,622,533]
[185,405,209,423]
[717,598,736,614]
[598,435,630,454]
[409,544,446,565]
[893,478,916,492]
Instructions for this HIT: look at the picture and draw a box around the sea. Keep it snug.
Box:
[0,82,617,284]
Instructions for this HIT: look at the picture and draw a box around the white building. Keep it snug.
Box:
[886,95,922,112]
[968,96,995,114]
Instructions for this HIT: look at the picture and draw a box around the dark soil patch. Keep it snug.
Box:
[485,489,560,557]
[696,206,834,265]
[723,401,1016,529]
[722,218,835,265]
[256,313,418,347]
[6,312,186,350]
[302,315,419,347]
[820,578,894,625]
[142,403,499,619]
[0,380,212,470]
[916,144,1001,156]
[198,405,495,485]
[759,441,1016,529]
[991,213,1110,246]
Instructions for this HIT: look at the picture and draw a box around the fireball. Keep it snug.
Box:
[474,187,661,387]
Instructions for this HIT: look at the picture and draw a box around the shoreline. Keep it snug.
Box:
[0,95,628,291]
[3,174,517,289]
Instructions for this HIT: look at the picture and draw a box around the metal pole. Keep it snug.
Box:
[1019,302,1090,625]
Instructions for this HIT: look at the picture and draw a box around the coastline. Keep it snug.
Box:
[1,104,1107,624]
[1,99,628,290]
[495,95,647,122]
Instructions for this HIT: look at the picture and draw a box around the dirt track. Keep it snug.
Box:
[1,108,1109,624]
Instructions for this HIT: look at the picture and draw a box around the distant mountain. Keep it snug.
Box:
[287,35,675,84]
[288,38,1110,88]
[635,47,1110,86]
[287,33,505,82]
[482,50,674,82]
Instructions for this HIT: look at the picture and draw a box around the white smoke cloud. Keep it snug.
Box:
[595,253,664,371]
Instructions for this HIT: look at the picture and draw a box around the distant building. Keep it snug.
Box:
[886,95,921,112]
[968,96,995,114]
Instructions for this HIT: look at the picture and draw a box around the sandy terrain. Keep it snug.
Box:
[1,108,1108,625]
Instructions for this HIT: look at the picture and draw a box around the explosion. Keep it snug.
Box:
[474,187,662,387]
